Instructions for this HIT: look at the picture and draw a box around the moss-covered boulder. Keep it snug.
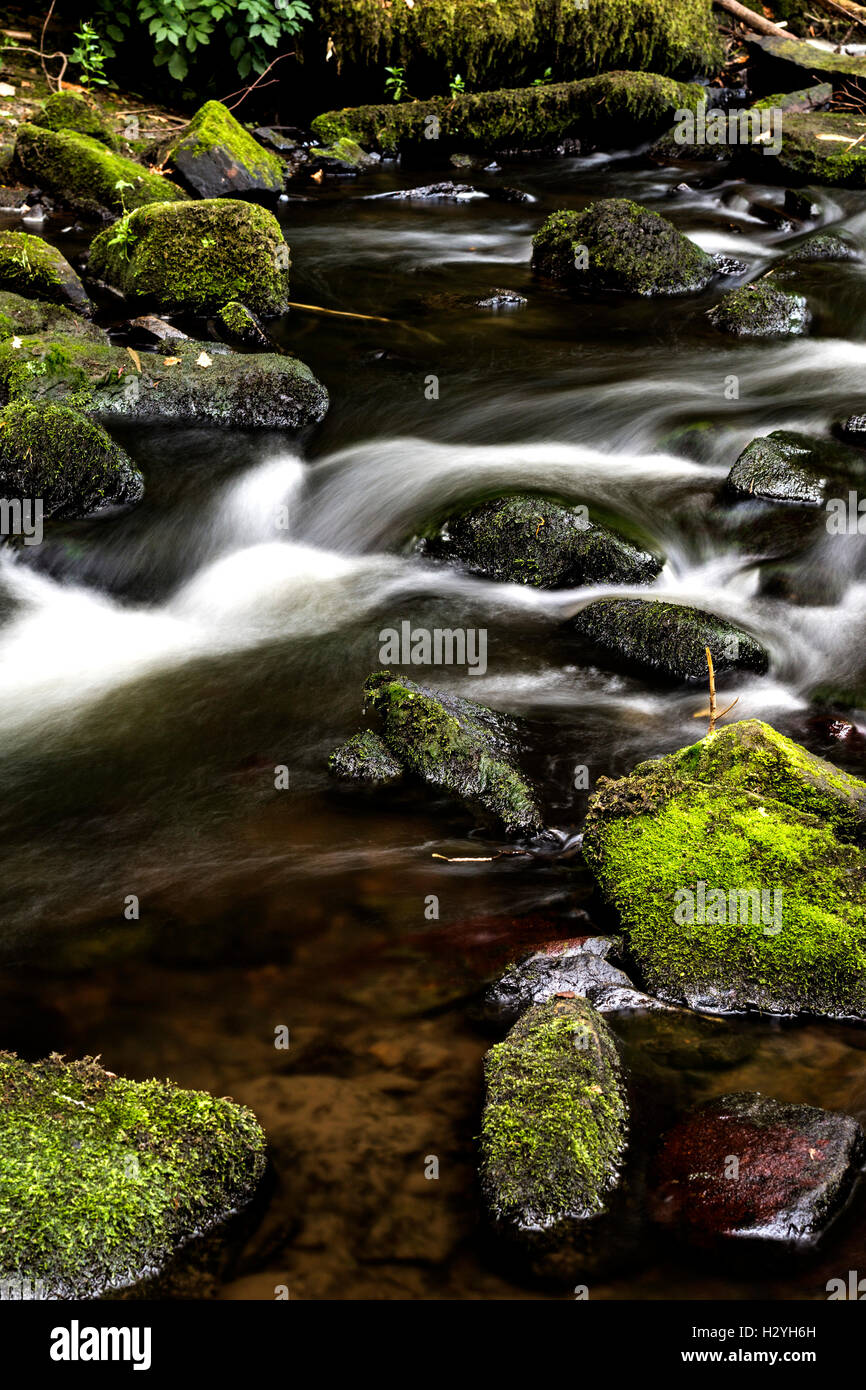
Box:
[726,430,866,506]
[0,1052,266,1299]
[708,282,808,338]
[480,997,629,1280]
[310,71,703,157]
[582,720,866,1018]
[774,233,861,275]
[0,401,143,519]
[157,100,284,198]
[772,112,866,188]
[571,598,768,682]
[0,232,89,313]
[308,136,380,171]
[532,199,716,295]
[0,335,328,431]
[214,300,272,350]
[88,199,290,317]
[748,34,866,90]
[360,669,544,836]
[13,124,188,220]
[31,90,119,149]
[418,494,662,588]
[328,729,404,786]
[0,291,103,343]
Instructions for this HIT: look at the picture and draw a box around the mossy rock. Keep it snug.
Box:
[310,71,703,157]
[0,401,143,519]
[158,100,284,198]
[362,669,544,836]
[708,282,808,338]
[308,136,380,170]
[0,335,328,431]
[419,493,662,588]
[480,997,629,1280]
[582,720,866,1018]
[31,90,119,149]
[13,124,189,221]
[726,430,866,506]
[0,291,104,343]
[748,34,866,88]
[0,1052,266,1299]
[214,300,272,350]
[532,198,716,295]
[571,598,769,683]
[0,232,89,313]
[329,729,404,785]
[774,233,861,275]
[88,199,290,317]
[772,112,866,188]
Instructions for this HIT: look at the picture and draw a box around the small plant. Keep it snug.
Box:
[694,647,738,735]
[449,73,465,97]
[70,21,111,88]
[531,67,553,87]
[106,184,138,259]
[384,65,411,103]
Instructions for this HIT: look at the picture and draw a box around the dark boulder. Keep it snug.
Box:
[708,282,808,338]
[726,430,866,506]
[570,598,768,682]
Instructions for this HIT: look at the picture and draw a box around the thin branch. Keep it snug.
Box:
[220,51,296,111]
[39,0,56,89]
[713,0,799,37]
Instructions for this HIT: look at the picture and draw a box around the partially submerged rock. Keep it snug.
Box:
[582,720,866,1018]
[155,100,284,198]
[532,199,716,295]
[480,997,629,1280]
[214,300,272,350]
[0,290,102,342]
[418,494,662,589]
[88,199,291,317]
[13,123,188,220]
[328,730,403,787]
[571,598,769,682]
[0,335,328,430]
[726,430,866,506]
[0,1051,266,1299]
[650,1091,865,1248]
[31,90,119,149]
[360,669,544,836]
[774,233,861,275]
[308,136,379,172]
[708,282,808,338]
[0,401,143,519]
[0,231,89,312]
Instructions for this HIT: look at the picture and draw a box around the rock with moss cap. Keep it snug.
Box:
[483,936,674,1029]
[155,100,284,198]
[215,300,273,349]
[0,231,89,313]
[0,1051,266,1299]
[311,71,702,157]
[418,493,662,588]
[726,430,866,506]
[360,669,544,836]
[329,729,404,786]
[308,137,380,172]
[0,290,104,342]
[0,401,143,519]
[31,90,119,149]
[774,233,861,276]
[88,199,290,317]
[768,111,866,188]
[480,996,629,1280]
[708,282,808,338]
[582,720,866,1018]
[0,335,327,430]
[571,598,768,682]
[532,199,716,295]
[13,123,188,220]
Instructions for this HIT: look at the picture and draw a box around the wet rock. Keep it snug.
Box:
[0,335,328,430]
[761,82,833,116]
[708,282,808,338]
[768,112,866,188]
[126,314,189,345]
[532,198,716,295]
[253,125,307,154]
[480,997,629,1281]
[0,401,143,519]
[784,187,821,220]
[419,494,662,589]
[0,185,28,212]
[361,669,544,837]
[214,300,273,350]
[0,290,102,342]
[747,197,795,232]
[153,100,284,199]
[474,287,527,309]
[13,123,188,220]
[570,598,768,682]
[748,34,866,90]
[0,230,89,312]
[650,1091,865,1249]
[582,719,866,1019]
[726,430,866,506]
[88,199,291,318]
[30,90,119,149]
[328,730,403,787]
[483,936,675,1029]
[774,233,862,275]
[308,137,379,173]
[836,413,866,447]
[384,181,486,202]
[0,1051,265,1298]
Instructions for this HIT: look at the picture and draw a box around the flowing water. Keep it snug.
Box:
[3,149,866,1300]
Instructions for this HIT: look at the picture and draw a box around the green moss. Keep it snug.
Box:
[571,598,768,682]
[214,300,271,349]
[0,232,89,312]
[708,282,808,337]
[774,111,866,187]
[31,90,119,149]
[0,1052,266,1299]
[0,291,103,342]
[0,400,143,518]
[165,100,283,195]
[480,997,628,1225]
[311,70,703,155]
[532,198,714,294]
[582,720,866,1018]
[88,199,290,317]
[14,123,188,219]
[329,729,404,784]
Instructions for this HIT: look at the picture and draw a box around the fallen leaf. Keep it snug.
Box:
[311,168,324,183]
[162,355,180,366]
[0,83,15,98]
[195,351,212,368]
[126,346,142,372]
[10,335,21,349]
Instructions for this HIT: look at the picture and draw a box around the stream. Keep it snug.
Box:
[2,147,866,1299]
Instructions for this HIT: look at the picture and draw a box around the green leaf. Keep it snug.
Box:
[168,48,188,78]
